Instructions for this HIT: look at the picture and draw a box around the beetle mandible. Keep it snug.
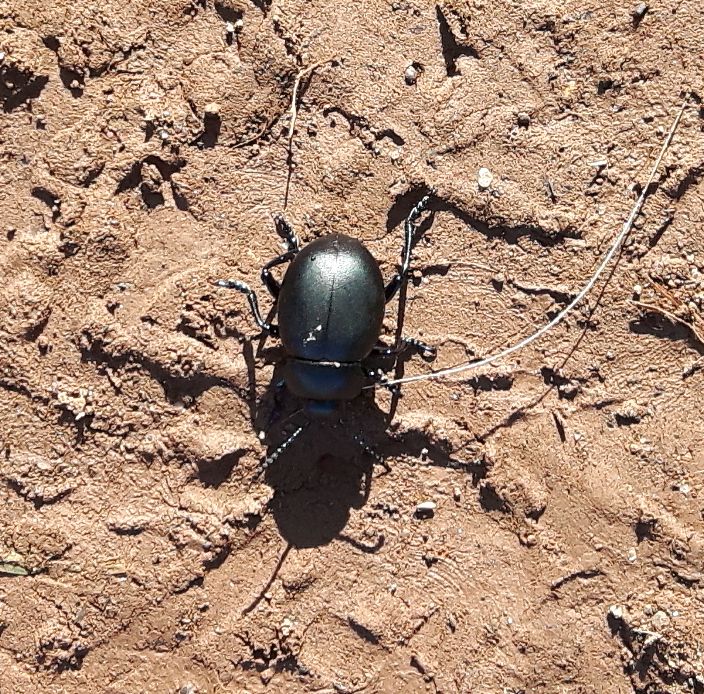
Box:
[215,192,435,471]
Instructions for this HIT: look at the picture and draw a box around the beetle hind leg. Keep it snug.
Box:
[251,423,307,483]
[352,433,390,473]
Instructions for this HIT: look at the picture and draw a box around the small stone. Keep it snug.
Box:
[633,2,649,20]
[260,667,274,684]
[179,684,196,694]
[204,102,220,115]
[477,167,493,190]
[651,610,670,629]
[234,18,244,31]
[517,112,531,127]
[633,283,642,297]
[415,501,437,518]
[0,52,5,63]
[225,21,235,33]
[589,159,608,169]
[525,534,537,547]
[404,64,418,85]
[627,547,637,562]
[453,486,461,502]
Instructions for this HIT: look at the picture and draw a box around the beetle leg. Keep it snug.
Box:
[371,336,436,360]
[252,424,307,482]
[273,214,300,253]
[214,279,279,336]
[260,250,297,299]
[352,433,390,473]
[384,191,434,303]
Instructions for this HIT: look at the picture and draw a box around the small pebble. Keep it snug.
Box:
[477,167,493,190]
[0,52,5,62]
[179,684,196,694]
[651,610,670,629]
[633,2,649,20]
[225,21,236,33]
[415,501,437,518]
[633,283,642,297]
[453,486,461,502]
[404,64,419,85]
[204,102,220,115]
[517,112,531,127]
[627,547,637,563]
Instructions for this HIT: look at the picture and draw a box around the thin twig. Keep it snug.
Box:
[381,96,691,387]
[283,59,335,208]
[632,300,704,346]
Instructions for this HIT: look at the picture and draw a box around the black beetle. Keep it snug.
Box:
[215,192,435,472]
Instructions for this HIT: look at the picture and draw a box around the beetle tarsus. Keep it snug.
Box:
[371,336,436,360]
[401,336,436,360]
[273,214,301,252]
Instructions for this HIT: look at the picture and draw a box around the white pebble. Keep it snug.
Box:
[404,64,418,85]
[627,547,637,562]
[416,500,437,513]
[608,605,624,619]
[477,167,493,190]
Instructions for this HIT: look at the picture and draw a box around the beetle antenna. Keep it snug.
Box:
[375,97,690,388]
[252,423,308,482]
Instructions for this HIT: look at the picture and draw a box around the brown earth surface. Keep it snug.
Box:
[1,0,704,692]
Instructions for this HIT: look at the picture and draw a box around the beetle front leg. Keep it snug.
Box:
[273,214,300,253]
[261,250,297,299]
[214,279,279,336]
[384,191,434,303]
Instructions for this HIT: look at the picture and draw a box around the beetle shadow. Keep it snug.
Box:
[251,363,389,550]
[249,360,460,551]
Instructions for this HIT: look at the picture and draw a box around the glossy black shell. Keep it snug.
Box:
[277,234,385,362]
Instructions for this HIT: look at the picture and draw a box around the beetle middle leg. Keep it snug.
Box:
[371,336,436,360]
[214,278,279,336]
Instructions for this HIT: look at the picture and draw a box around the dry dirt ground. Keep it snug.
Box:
[1,0,704,692]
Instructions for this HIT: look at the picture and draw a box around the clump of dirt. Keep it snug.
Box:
[1,1,703,692]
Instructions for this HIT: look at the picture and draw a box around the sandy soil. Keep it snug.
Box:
[1,0,704,692]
